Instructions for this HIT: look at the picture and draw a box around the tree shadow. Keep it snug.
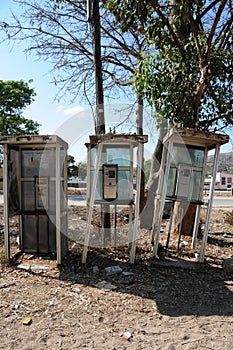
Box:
[7,235,233,318]
[207,231,233,248]
[56,247,233,317]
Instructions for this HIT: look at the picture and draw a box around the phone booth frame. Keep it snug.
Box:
[0,135,68,265]
[82,133,148,263]
[151,128,229,263]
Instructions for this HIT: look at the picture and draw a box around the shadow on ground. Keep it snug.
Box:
[51,246,233,318]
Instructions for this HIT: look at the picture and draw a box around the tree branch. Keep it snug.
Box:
[205,0,228,60]
[148,0,186,57]
[199,110,233,127]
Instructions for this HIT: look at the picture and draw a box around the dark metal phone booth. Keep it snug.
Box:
[1,135,68,264]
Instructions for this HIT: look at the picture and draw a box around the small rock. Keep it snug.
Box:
[122,271,134,276]
[94,280,117,291]
[93,265,99,274]
[17,263,31,271]
[222,258,233,273]
[181,240,188,247]
[31,265,49,272]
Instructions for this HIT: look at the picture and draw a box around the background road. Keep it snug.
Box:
[0,193,232,207]
[210,196,233,208]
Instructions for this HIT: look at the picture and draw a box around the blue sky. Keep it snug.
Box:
[0,0,232,161]
[0,0,159,161]
[0,0,92,161]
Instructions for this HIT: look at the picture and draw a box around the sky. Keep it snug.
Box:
[0,0,159,162]
[0,0,94,161]
[0,0,232,162]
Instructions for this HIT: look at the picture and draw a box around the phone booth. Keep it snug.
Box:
[0,135,68,265]
[82,133,148,263]
[151,128,229,263]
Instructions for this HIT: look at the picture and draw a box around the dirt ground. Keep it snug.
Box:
[1,204,233,350]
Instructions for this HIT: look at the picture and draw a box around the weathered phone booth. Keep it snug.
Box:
[151,128,229,263]
[0,135,68,265]
[82,133,148,263]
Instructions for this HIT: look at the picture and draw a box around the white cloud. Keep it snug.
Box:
[56,105,65,113]
[63,105,85,116]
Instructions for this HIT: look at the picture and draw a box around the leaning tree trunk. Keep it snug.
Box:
[140,124,167,229]
[171,202,198,237]
[168,0,198,239]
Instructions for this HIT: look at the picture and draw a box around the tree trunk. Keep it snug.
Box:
[136,91,146,213]
[140,124,167,229]
[93,0,111,240]
[93,0,105,134]
[136,92,143,135]
[171,202,197,237]
[168,0,197,237]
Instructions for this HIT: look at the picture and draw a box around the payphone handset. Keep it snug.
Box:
[175,164,192,200]
[103,164,118,200]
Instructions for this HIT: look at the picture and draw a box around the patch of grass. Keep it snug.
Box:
[0,250,6,265]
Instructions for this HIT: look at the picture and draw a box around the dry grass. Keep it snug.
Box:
[225,210,233,226]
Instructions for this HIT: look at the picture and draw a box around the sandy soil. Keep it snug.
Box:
[1,205,233,350]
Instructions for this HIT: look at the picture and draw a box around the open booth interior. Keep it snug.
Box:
[166,143,206,202]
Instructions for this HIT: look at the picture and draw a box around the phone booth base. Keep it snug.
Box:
[0,135,68,265]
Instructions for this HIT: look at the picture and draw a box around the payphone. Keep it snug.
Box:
[103,164,118,200]
[176,164,192,200]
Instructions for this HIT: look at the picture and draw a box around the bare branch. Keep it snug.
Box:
[148,0,186,57]
[199,110,233,128]
[205,0,228,60]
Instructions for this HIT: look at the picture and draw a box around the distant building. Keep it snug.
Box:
[204,172,233,190]
[68,176,87,188]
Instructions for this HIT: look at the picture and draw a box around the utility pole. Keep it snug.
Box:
[88,0,105,134]
[87,0,110,244]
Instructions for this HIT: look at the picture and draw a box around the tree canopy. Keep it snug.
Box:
[67,155,87,179]
[0,80,39,135]
[106,0,233,133]
[1,1,232,137]
[67,155,78,178]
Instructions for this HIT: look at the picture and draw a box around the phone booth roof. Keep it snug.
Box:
[163,128,229,149]
[0,134,68,148]
[85,133,148,147]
